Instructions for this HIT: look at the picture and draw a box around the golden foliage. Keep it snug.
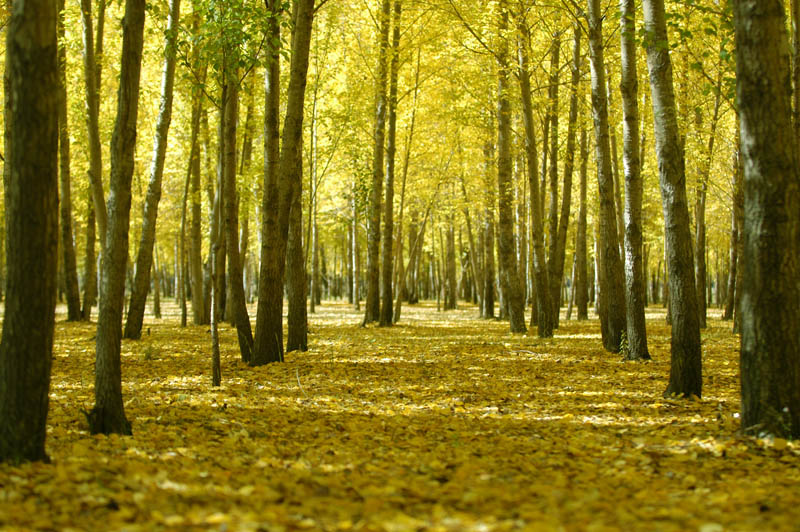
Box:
[0,302,797,531]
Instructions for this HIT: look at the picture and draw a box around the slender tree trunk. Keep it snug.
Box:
[81,190,97,320]
[189,48,207,325]
[735,0,800,437]
[643,0,702,397]
[0,0,59,464]
[619,0,650,360]
[89,0,146,435]
[123,0,180,339]
[587,0,627,351]
[222,68,254,363]
[152,242,161,319]
[545,33,562,326]
[496,3,526,333]
[576,127,589,319]
[517,18,551,336]
[253,0,314,365]
[380,0,402,326]
[286,163,308,352]
[352,192,361,310]
[58,0,81,321]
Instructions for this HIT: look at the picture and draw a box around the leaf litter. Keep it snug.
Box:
[1,302,798,531]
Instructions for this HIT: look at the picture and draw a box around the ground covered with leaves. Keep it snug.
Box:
[0,301,798,531]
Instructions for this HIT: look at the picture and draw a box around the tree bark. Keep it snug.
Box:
[643,0,702,397]
[496,1,526,333]
[123,0,180,339]
[619,0,650,360]
[189,45,207,325]
[576,127,589,319]
[89,0,145,435]
[81,189,97,320]
[380,0,402,326]
[252,0,314,365]
[286,151,308,352]
[0,0,59,464]
[364,0,391,325]
[545,33,562,326]
[734,0,800,437]
[57,0,82,321]
[587,0,627,352]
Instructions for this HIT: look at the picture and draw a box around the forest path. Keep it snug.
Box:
[0,301,796,531]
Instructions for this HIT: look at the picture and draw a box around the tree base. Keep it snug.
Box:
[84,407,132,436]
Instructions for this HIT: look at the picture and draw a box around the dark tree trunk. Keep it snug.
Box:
[57,0,82,321]
[363,0,391,325]
[81,190,97,320]
[189,51,207,325]
[734,0,800,438]
[643,0,702,397]
[619,0,650,360]
[89,0,146,435]
[253,0,314,365]
[482,214,495,318]
[587,0,627,351]
[123,0,180,339]
[286,153,308,353]
[576,127,589,319]
[0,1,59,464]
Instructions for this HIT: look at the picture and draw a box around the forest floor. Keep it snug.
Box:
[0,301,798,531]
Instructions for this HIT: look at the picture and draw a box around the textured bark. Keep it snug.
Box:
[123,0,180,339]
[496,2,526,333]
[643,0,702,397]
[89,0,145,435]
[734,0,800,437]
[517,19,552,336]
[576,127,589,319]
[252,0,314,365]
[286,159,308,352]
[79,0,107,253]
[587,0,627,352]
[619,0,650,360]
[363,0,391,325]
[0,0,59,464]
[222,71,254,363]
[57,0,82,321]
[81,190,97,320]
[380,0,402,326]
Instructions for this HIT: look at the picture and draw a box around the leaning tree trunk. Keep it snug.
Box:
[587,0,627,352]
[123,0,180,340]
[734,0,800,438]
[58,0,82,322]
[252,0,314,365]
[89,0,146,435]
[619,0,650,360]
[380,0,402,326]
[0,0,59,464]
[222,69,254,363]
[363,0,391,326]
[643,0,702,397]
[496,1,526,333]
[517,20,552,336]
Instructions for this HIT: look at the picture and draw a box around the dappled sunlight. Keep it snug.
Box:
[0,301,796,531]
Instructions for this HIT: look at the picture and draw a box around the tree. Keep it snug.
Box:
[58,0,82,322]
[642,0,702,397]
[0,0,59,464]
[363,0,391,326]
[575,126,589,320]
[734,0,800,437]
[252,0,316,365]
[87,0,147,435]
[495,0,526,334]
[619,0,650,360]
[587,0,627,352]
[124,0,181,340]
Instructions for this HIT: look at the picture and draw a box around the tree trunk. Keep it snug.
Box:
[619,0,650,360]
[587,0,627,352]
[81,190,97,320]
[545,33,562,327]
[495,3,526,333]
[734,0,800,438]
[222,69,254,363]
[0,0,59,464]
[189,41,207,325]
[380,0,402,326]
[57,0,82,322]
[252,0,314,365]
[123,0,180,339]
[352,192,361,310]
[287,147,308,352]
[576,127,589,319]
[643,0,702,397]
[89,0,145,435]
[153,242,161,319]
